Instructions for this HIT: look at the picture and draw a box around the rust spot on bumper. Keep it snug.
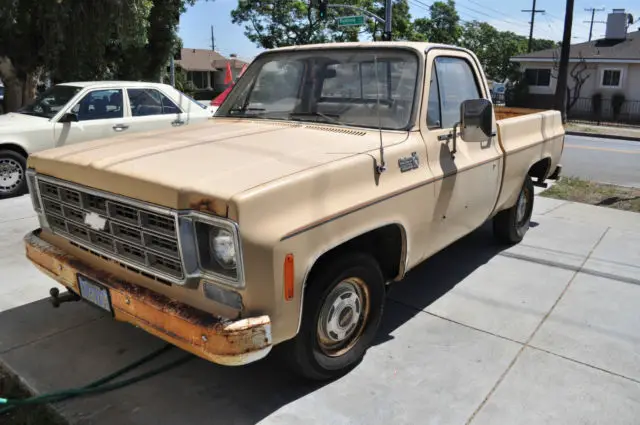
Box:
[24,229,272,366]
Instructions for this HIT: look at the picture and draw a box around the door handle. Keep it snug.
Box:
[172,120,185,127]
[113,124,129,132]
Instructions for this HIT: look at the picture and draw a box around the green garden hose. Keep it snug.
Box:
[0,343,193,413]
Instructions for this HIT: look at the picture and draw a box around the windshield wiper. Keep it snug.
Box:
[289,112,341,124]
[227,107,266,117]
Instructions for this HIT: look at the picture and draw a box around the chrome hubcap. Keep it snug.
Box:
[516,188,528,224]
[0,158,23,193]
[317,278,368,356]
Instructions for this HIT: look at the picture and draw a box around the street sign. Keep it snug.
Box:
[337,15,365,26]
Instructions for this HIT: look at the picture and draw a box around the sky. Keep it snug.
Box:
[178,0,640,60]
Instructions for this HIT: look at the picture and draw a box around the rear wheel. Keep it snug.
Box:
[0,149,27,199]
[285,252,385,381]
[493,175,534,244]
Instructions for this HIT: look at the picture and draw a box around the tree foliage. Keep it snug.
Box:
[0,0,196,112]
[231,0,415,48]
[413,0,461,45]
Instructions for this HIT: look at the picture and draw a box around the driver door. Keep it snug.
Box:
[420,52,503,257]
[54,88,129,146]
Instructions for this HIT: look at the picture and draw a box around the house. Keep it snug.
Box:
[511,9,640,123]
[176,48,248,94]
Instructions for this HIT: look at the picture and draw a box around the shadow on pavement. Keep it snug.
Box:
[0,222,510,425]
[376,221,509,345]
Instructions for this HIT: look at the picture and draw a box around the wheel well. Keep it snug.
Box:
[306,224,405,286]
[528,157,551,180]
[0,143,28,159]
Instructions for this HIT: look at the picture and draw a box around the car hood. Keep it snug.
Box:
[29,119,404,216]
[0,112,50,131]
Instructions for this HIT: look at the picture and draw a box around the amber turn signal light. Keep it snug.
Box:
[284,254,294,301]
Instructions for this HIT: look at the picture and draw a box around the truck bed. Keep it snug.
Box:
[493,109,564,213]
[494,106,546,121]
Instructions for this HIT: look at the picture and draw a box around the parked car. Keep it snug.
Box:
[24,42,563,380]
[0,81,211,198]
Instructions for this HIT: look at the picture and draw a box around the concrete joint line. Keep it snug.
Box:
[539,201,570,216]
[465,227,611,425]
[527,344,640,385]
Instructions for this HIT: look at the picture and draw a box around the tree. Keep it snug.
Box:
[413,0,462,44]
[552,51,590,111]
[0,0,197,113]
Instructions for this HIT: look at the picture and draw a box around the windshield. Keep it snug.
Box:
[19,85,81,119]
[217,49,419,130]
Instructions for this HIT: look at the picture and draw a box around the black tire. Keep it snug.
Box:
[284,252,385,381]
[493,175,534,244]
[0,149,28,199]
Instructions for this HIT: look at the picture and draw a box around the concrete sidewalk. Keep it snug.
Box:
[1,194,639,424]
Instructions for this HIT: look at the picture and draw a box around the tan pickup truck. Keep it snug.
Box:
[24,42,563,380]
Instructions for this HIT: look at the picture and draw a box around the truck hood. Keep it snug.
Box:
[29,119,404,216]
[0,112,50,131]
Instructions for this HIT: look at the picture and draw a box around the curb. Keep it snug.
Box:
[566,130,640,142]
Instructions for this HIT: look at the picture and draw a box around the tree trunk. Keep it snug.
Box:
[0,56,25,113]
[22,71,40,105]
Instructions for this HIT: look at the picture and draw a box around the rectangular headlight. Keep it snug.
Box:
[193,218,243,287]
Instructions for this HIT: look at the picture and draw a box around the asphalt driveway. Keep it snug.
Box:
[1,192,639,425]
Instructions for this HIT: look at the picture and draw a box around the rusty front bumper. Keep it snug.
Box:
[24,229,272,366]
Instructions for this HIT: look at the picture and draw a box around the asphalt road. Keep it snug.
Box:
[562,135,640,187]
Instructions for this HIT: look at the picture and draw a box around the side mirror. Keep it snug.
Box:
[460,99,493,143]
[59,112,78,123]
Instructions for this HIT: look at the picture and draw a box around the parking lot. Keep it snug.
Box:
[1,192,640,425]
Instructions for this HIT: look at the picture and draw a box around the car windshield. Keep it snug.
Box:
[19,85,82,119]
[217,49,419,130]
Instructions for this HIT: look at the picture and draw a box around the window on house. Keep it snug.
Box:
[602,69,621,87]
[524,69,552,86]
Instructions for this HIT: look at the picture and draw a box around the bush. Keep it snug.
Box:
[612,93,625,119]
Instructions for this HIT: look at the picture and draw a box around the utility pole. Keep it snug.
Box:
[210,25,215,51]
[555,0,575,123]
[584,7,605,41]
[522,0,546,52]
[383,0,392,41]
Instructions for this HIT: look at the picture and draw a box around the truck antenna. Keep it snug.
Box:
[374,55,386,174]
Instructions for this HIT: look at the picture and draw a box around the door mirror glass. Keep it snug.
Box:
[59,112,79,123]
[460,98,493,142]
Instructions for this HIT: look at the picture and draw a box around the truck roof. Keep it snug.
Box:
[264,41,457,54]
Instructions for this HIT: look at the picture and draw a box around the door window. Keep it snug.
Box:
[127,88,181,117]
[427,57,482,129]
[70,89,124,121]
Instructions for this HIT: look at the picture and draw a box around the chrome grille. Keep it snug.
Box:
[38,178,183,281]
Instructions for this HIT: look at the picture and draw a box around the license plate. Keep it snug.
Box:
[78,275,112,313]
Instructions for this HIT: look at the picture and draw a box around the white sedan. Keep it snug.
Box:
[0,81,211,199]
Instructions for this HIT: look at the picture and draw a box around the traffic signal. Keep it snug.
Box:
[318,0,328,20]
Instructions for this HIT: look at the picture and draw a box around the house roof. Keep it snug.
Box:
[511,30,640,63]
[176,48,247,71]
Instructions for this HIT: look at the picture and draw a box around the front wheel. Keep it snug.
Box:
[0,150,28,199]
[493,175,534,244]
[284,252,385,381]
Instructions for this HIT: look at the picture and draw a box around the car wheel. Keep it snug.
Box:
[0,150,27,199]
[493,175,534,244]
[285,252,385,381]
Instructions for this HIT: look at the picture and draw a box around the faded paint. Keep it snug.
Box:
[24,230,272,366]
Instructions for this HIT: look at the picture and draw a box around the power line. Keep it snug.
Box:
[522,0,545,52]
[584,7,605,41]
[457,0,530,27]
